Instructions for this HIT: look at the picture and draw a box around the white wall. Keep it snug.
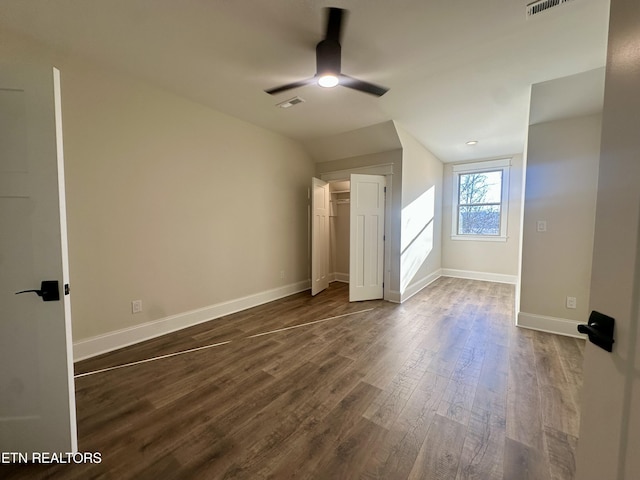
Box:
[396,124,443,299]
[518,113,601,336]
[1,28,315,357]
[441,155,524,283]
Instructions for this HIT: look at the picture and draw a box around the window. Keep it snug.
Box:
[451,158,510,241]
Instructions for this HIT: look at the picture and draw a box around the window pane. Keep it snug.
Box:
[458,171,502,205]
[458,205,501,235]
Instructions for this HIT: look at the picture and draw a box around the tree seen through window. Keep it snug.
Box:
[457,170,502,235]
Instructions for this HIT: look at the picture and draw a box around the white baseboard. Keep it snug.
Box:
[441,268,517,285]
[400,269,443,303]
[517,311,587,339]
[331,272,349,283]
[385,290,402,303]
[73,280,311,362]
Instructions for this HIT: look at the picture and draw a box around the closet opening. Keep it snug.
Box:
[311,173,387,302]
[328,180,351,286]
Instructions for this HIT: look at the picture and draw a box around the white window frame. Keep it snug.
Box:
[451,158,511,242]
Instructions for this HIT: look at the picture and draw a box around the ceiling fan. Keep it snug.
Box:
[265,7,389,97]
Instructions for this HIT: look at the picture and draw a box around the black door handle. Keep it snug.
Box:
[578,311,615,352]
[15,280,60,302]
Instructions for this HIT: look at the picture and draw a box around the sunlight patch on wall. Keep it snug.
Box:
[400,186,435,292]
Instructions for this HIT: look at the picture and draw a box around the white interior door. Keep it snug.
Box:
[349,174,385,302]
[0,65,77,455]
[311,177,330,296]
[574,0,640,477]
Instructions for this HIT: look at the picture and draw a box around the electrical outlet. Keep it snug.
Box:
[537,220,547,232]
[132,299,143,314]
[566,296,577,309]
[280,270,285,279]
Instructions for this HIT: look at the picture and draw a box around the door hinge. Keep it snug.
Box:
[64,284,70,295]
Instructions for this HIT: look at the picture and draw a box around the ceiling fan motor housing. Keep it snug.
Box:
[316,39,341,77]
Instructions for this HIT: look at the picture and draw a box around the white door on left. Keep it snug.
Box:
[0,65,77,455]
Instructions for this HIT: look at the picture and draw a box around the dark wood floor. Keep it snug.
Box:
[2,277,584,480]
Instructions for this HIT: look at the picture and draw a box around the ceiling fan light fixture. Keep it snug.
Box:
[265,8,388,97]
[318,74,339,88]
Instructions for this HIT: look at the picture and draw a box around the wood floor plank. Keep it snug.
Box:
[363,346,433,428]
[456,408,505,480]
[473,385,506,430]
[552,335,585,387]
[506,330,545,451]
[539,384,580,438]
[188,354,356,479]
[503,437,550,480]
[532,331,568,386]
[544,426,578,480]
[372,372,450,480]
[437,378,477,426]
[263,381,383,479]
[249,366,372,478]
[478,343,509,395]
[408,414,467,480]
[310,416,389,480]
[425,330,469,379]
[452,343,486,386]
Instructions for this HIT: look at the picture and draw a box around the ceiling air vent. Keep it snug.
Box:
[276,96,305,109]
[527,0,575,17]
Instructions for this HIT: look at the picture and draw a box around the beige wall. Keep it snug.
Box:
[518,113,601,330]
[442,155,524,280]
[396,125,443,296]
[2,29,315,342]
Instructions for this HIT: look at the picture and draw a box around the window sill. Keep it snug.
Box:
[450,235,508,243]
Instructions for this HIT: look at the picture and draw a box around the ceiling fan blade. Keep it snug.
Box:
[324,7,346,43]
[340,75,389,97]
[265,77,316,95]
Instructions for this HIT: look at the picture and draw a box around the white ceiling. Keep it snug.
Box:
[0,0,611,163]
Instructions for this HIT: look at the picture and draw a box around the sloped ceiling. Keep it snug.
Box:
[304,120,401,162]
[0,0,610,162]
[529,67,606,126]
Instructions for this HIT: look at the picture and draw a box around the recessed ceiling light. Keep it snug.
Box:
[466,140,478,145]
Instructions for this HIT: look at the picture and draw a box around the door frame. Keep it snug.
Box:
[320,163,394,301]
